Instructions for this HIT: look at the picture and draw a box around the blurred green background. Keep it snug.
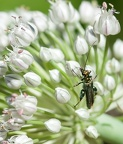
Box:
[0,0,122,44]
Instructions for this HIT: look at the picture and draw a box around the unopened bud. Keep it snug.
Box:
[44,118,61,133]
[104,75,116,90]
[49,69,61,83]
[75,108,90,120]
[85,125,99,139]
[55,87,71,103]
[23,72,41,87]
[85,26,100,46]
[4,74,23,89]
[65,60,81,77]
[74,36,88,55]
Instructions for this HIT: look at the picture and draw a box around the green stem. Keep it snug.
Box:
[64,23,78,61]
[94,46,98,74]
[96,114,123,144]
[75,22,85,36]
[64,23,74,49]
[41,83,54,94]
[99,36,109,80]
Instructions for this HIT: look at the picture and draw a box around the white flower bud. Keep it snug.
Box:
[74,36,88,55]
[40,47,64,62]
[0,61,8,77]
[79,1,94,24]
[85,65,96,80]
[49,48,64,62]
[32,11,48,32]
[10,58,29,71]
[44,118,61,133]
[85,125,99,139]
[23,72,41,87]
[49,69,61,83]
[85,26,100,46]
[3,109,25,131]
[104,75,116,90]
[8,135,33,144]
[75,108,90,120]
[94,82,104,95]
[106,58,121,73]
[17,49,34,65]
[0,34,9,52]
[98,34,106,49]
[9,49,34,72]
[11,94,37,118]
[65,60,81,77]
[55,87,71,103]
[93,4,120,36]
[69,9,80,23]
[0,130,7,142]
[49,0,75,24]
[9,21,38,47]
[40,47,52,62]
[4,74,23,89]
[113,39,123,59]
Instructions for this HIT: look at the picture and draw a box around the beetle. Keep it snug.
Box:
[74,67,97,109]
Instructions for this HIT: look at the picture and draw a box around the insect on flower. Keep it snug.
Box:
[73,50,97,109]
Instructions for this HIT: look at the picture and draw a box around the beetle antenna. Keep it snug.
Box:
[84,46,91,70]
[84,42,97,70]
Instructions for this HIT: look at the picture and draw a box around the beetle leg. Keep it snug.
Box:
[74,89,85,107]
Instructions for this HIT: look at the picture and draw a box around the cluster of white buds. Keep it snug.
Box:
[40,47,64,62]
[10,93,38,120]
[8,48,34,72]
[9,18,38,47]
[0,93,37,141]
[0,1,122,143]
[2,135,33,144]
[4,71,41,89]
